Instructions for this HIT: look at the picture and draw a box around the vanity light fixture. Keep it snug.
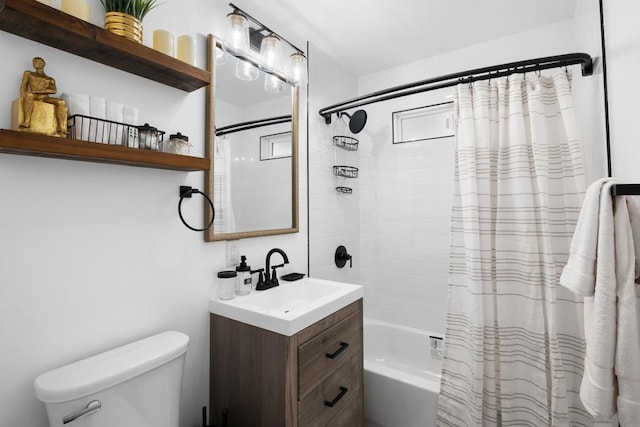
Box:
[264,73,285,93]
[225,9,249,52]
[223,3,307,89]
[259,33,282,71]
[215,46,227,65]
[289,51,307,85]
[236,57,259,81]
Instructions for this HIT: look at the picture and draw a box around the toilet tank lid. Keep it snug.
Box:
[34,331,189,403]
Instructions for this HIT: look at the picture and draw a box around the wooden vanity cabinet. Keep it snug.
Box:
[209,299,364,427]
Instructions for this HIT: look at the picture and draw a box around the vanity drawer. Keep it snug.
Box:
[327,390,363,427]
[298,311,362,399]
[298,355,361,427]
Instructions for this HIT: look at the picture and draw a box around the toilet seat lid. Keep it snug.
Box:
[34,331,189,403]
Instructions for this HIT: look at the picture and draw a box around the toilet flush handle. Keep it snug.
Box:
[62,400,101,424]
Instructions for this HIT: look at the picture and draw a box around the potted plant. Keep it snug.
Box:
[101,0,161,44]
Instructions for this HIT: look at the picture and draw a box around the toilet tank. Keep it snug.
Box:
[34,331,189,427]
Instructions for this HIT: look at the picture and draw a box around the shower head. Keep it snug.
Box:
[338,109,367,134]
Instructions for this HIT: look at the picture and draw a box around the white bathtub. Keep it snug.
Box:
[364,319,442,427]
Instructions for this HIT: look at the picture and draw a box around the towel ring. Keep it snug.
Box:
[178,186,215,232]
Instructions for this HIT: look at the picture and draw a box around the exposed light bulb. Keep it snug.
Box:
[225,11,249,51]
[259,34,282,71]
[235,58,259,81]
[289,51,307,85]
[215,46,227,65]
[264,74,285,93]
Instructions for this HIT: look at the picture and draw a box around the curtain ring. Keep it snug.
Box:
[178,186,215,232]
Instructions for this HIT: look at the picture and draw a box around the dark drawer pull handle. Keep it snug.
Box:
[324,387,348,408]
[325,342,349,359]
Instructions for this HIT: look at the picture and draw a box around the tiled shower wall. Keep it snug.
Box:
[308,43,361,284]
[310,7,606,336]
[358,91,455,334]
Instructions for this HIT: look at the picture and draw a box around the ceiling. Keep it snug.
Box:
[229,0,577,77]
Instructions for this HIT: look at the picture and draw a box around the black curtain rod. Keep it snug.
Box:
[319,52,594,124]
[215,115,292,136]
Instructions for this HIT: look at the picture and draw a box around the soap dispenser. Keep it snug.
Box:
[235,255,252,295]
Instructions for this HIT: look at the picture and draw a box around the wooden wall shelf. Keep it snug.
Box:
[0,129,210,171]
[0,0,210,92]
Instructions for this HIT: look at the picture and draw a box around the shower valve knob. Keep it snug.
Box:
[335,245,352,268]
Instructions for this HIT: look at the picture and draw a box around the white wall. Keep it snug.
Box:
[352,15,606,334]
[603,0,640,339]
[604,0,640,181]
[0,1,308,426]
[308,43,361,284]
[572,0,609,184]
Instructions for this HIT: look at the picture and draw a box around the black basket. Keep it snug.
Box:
[67,115,165,150]
[333,165,358,178]
[336,186,353,194]
[333,135,359,151]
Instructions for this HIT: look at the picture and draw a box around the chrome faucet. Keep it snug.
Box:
[256,248,289,291]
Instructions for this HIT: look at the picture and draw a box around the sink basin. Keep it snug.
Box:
[209,277,363,336]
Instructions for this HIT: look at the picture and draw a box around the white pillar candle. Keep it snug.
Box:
[153,30,174,57]
[177,35,196,65]
[61,0,90,21]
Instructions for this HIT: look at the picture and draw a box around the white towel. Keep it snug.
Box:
[560,178,608,296]
[616,197,640,426]
[60,93,90,140]
[60,93,90,116]
[560,178,640,425]
[106,100,124,145]
[579,179,617,418]
[123,106,139,148]
[89,96,106,143]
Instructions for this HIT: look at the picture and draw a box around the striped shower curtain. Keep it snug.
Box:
[435,72,596,426]
[213,136,236,233]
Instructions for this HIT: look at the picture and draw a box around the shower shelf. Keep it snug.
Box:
[336,186,353,194]
[333,135,359,151]
[333,165,358,179]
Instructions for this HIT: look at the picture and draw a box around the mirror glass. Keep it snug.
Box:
[206,42,299,241]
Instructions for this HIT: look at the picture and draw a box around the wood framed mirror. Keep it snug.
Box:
[205,35,299,242]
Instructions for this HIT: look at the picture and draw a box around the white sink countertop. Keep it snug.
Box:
[209,277,363,336]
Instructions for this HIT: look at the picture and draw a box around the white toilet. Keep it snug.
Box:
[34,331,189,427]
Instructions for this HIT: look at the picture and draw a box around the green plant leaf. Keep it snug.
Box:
[100,0,161,20]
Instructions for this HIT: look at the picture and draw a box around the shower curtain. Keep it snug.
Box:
[436,72,595,426]
[213,136,236,233]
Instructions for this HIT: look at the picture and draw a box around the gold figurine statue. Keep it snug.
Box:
[12,57,68,137]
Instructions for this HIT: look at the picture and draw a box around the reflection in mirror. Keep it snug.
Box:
[213,119,292,234]
[205,38,299,241]
[260,131,292,160]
